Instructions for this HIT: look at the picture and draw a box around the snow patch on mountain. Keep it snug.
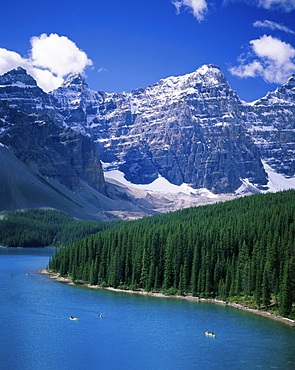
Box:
[263,161,295,192]
[104,168,218,198]
[235,179,262,195]
[235,162,295,195]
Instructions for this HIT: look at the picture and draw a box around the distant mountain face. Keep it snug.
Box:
[51,64,272,193]
[1,64,295,217]
[244,75,295,178]
[0,68,105,193]
[0,68,111,220]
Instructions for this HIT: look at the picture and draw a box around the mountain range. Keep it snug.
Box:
[1,65,295,220]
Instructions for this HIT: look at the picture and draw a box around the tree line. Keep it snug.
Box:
[49,191,295,318]
[0,209,121,247]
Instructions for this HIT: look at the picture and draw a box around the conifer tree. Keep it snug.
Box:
[279,258,294,317]
[163,234,173,290]
[140,248,148,288]
[261,264,271,308]
[178,264,186,296]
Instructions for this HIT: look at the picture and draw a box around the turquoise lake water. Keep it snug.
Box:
[0,248,294,370]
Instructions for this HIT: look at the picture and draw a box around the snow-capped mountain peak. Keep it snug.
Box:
[194,64,228,86]
[253,74,295,107]
[0,66,37,87]
[1,64,295,199]
[61,72,88,89]
[146,64,229,95]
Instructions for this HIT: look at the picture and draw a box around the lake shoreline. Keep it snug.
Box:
[39,269,295,327]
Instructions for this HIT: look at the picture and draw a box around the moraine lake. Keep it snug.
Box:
[0,248,294,370]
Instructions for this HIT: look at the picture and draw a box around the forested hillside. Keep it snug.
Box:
[49,191,295,318]
[0,209,121,247]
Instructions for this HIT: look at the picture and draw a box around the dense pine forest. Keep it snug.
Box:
[49,191,295,318]
[0,209,122,247]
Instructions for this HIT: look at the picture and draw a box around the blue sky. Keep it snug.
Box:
[1,0,295,101]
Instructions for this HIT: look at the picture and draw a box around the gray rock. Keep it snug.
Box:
[51,64,268,193]
[2,64,295,199]
[0,69,105,195]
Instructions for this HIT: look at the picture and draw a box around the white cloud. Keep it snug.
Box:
[97,67,108,73]
[0,48,28,71]
[230,60,264,78]
[172,0,208,21]
[229,35,295,84]
[258,0,295,11]
[251,35,295,64]
[0,49,64,92]
[0,34,92,92]
[228,0,295,12]
[32,69,64,93]
[30,33,92,77]
[253,20,295,34]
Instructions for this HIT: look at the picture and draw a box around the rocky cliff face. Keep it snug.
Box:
[1,64,295,200]
[0,67,55,116]
[0,68,105,194]
[51,64,268,193]
[243,75,295,178]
